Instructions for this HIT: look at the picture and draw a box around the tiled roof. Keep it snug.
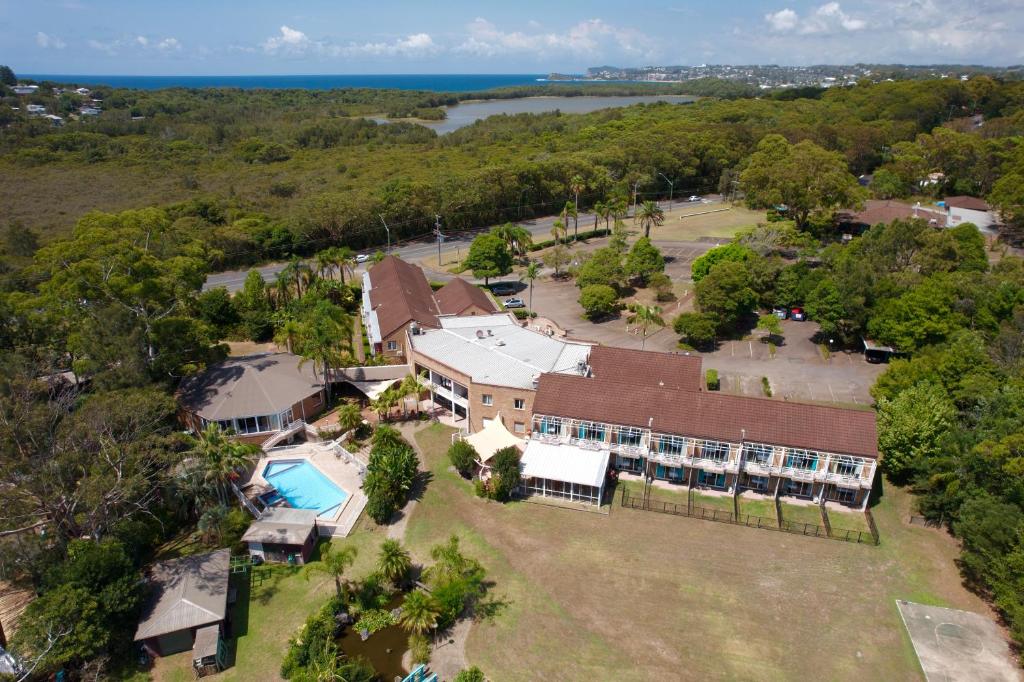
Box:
[838,200,941,227]
[945,195,991,211]
[435,278,498,316]
[587,346,703,391]
[366,256,440,338]
[178,353,322,420]
[533,374,878,458]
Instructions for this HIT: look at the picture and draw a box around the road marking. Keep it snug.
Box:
[748,341,753,358]
[806,382,815,400]
[828,384,836,401]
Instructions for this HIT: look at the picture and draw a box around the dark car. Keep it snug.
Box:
[490,282,517,296]
[790,307,806,321]
[772,306,788,320]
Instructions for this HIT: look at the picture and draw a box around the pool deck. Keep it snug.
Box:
[243,441,368,537]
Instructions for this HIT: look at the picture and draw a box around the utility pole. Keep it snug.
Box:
[434,214,443,266]
[658,172,674,211]
[632,179,641,220]
[378,214,390,254]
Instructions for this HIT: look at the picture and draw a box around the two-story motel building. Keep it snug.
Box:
[408,316,878,510]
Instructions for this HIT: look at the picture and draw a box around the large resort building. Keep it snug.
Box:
[409,320,878,510]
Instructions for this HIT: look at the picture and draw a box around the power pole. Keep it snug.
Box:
[658,172,674,211]
[632,179,641,220]
[434,214,443,266]
[378,214,390,254]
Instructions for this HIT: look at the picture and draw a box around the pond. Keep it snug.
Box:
[338,597,409,680]
[375,94,697,134]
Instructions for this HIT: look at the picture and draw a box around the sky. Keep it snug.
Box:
[2,0,1023,75]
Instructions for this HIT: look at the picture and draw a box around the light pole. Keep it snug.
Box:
[519,186,531,219]
[657,172,674,210]
[378,214,390,254]
[632,179,641,220]
[434,214,443,266]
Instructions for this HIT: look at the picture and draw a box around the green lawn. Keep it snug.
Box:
[690,490,736,514]
[148,522,387,682]
[780,501,827,528]
[405,422,987,681]
[829,507,873,534]
[738,495,780,527]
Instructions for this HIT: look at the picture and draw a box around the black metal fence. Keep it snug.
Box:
[620,487,878,546]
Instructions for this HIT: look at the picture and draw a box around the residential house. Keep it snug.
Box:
[74,87,91,96]
[42,114,63,127]
[177,352,326,445]
[134,549,230,657]
[360,256,497,363]
[25,104,45,115]
[11,85,38,95]
[944,195,997,232]
[408,312,591,432]
[242,507,319,564]
[79,106,101,116]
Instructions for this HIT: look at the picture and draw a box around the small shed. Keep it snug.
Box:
[192,623,226,676]
[863,338,896,364]
[241,508,319,564]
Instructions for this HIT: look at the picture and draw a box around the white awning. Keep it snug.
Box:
[520,440,610,488]
[347,378,401,401]
[466,416,524,464]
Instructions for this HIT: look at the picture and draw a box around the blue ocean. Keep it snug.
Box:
[21,73,554,92]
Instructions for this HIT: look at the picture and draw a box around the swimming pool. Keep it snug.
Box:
[262,459,349,518]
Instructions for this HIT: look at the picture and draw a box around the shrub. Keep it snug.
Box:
[363,427,419,524]
[355,608,397,635]
[455,667,487,682]
[761,376,772,397]
[691,243,753,282]
[447,440,479,477]
[410,633,431,664]
[489,446,521,502]
[473,478,489,498]
[649,272,674,301]
[625,237,665,284]
[579,284,619,320]
[706,368,720,391]
[673,312,717,348]
[269,180,298,198]
[281,596,345,679]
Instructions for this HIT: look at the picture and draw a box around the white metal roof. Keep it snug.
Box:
[520,440,610,488]
[410,314,591,389]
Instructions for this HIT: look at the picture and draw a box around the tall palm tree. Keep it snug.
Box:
[335,401,363,435]
[626,303,666,350]
[637,200,665,239]
[296,300,353,402]
[334,246,356,284]
[550,219,566,245]
[563,200,578,242]
[521,261,540,311]
[377,539,412,587]
[569,174,585,238]
[304,543,358,598]
[274,317,303,354]
[274,270,293,306]
[279,257,306,299]
[592,200,606,232]
[188,424,259,506]
[398,589,441,638]
[491,223,532,258]
[315,250,335,281]
[370,387,398,422]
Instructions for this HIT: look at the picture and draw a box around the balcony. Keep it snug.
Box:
[429,382,467,407]
[743,460,775,477]
[821,470,872,488]
[779,466,817,482]
[692,457,738,474]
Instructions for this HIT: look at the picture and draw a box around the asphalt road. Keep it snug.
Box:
[202,197,717,292]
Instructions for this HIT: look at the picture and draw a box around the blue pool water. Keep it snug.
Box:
[263,460,348,518]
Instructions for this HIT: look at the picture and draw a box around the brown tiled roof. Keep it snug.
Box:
[435,278,498,316]
[587,346,703,392]
[945,195,991,211]
[838,200,940,228]
[367,256,440,338]
[533,374,878,458]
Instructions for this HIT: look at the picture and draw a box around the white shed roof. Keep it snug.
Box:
[520,440,610,488]
[410,314,591,389]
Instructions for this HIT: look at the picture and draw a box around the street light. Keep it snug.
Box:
[434,214,444,266]
[657,172,674,210]
[519,186,532,219]
[378,214,390,254]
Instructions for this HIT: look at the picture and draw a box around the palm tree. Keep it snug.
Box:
[274,317,303,353]
[296,300,353,401]
[274,270,293,306]
[395,372,425,418]
[304,543,358,598]
[188,423,259,506]
[592,200,606,232]
[334,246,356,284]
[279,257,307,299]
[398,589,441,638]
[637,200,665,239]
[336,401,363,435]
[521,261,540,311]
[491,223,532,258]
[371,387,399,422]
[626,303,666,350]
[550,219,566,245]
[569,174,585,238]
[377,539,412,587]
[563,200,578,242]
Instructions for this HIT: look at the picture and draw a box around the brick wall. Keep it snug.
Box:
[468,383,534,435]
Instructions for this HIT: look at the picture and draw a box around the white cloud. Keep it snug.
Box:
[88,35,182,55]
[765,3,864,34]
[455,17,658,61]
[136,36,148,46]
[88,38,117,54]
[157,37,181,51]
[261,25,437,58]
[36,31,66,49]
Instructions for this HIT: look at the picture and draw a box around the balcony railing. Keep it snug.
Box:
[821,470,872,488]
[779,466,817,482]
[429,382,468,406]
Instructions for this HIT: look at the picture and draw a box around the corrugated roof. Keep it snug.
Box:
[366,256,440,338]
[410,314,592,389]
[435,278,498,316]
[521,440,610,487]
[242,508,317,546]
[945,195,991,211]
[587,346,703,391]
[178,353,322,421]
[533,374,878,458]
[134,549,229,641]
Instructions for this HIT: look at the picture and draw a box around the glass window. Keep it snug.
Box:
[784,450,818,470]
[702,441,730,462]
[614,426,643,447]
[482,394,493,406]
[237,416,259,434]
[657,435,685,456]
[577,421,605,442]
[217,420,233,432]
[387,340,398,351]
[745,443,773,465]
[257,415,272,432]
[514,398,525,410]
[834,457,861,477]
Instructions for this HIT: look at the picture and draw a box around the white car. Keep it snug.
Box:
[687,195,702,202]
[355,254,370,264]
[503,298,526,309]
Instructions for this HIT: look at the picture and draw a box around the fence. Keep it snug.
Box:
[620,486,878,545]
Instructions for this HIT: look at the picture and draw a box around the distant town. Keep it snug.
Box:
[549,63,1024,89]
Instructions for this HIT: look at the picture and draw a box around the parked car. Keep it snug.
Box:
[772,306,788,320]
[355,253,370,264]
[790,307,806,321]
[687,195,702,202]
[490,282,517,296]
[503,298,525,309]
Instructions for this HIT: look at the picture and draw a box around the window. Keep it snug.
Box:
[613,426,643,447]
[744,443,773,466]
[513,421,525,433]
[577,421,605,442]
[784,449,818,471]
[834,457,861,477]
[310,391,322,408]
[536,416,563,435]
[701,441,730,462]
[698,470,726,488]
[386,340,398,351]
[514,398,525,410]
[656,435,685,456]
[256,415,273,432]
[482,394,493,406]
[828,486,857,503]
[785,480,812,497]
[236,416,259,434]
[746,475,769,491]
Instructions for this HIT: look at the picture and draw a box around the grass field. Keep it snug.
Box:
[146,522,387,682]
[652,203,764,241]
[780,500,828,528]
[408,422,988,682]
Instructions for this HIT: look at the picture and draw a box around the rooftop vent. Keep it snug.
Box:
[487,329,493,337]
[475,330,485,339]
[410,322,421,335]
[496,340,505,346]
